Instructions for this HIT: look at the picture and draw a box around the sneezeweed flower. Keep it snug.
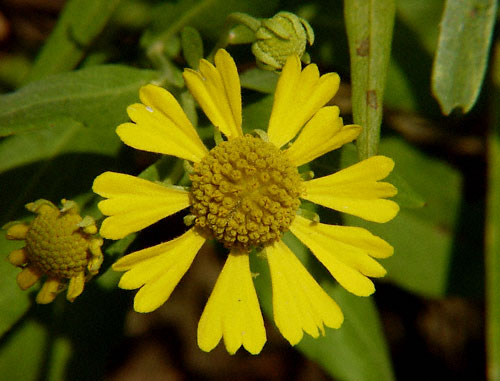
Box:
[93,49,399,354]
[4,199,103,304]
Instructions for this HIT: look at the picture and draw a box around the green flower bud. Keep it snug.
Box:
[251,12,314,71]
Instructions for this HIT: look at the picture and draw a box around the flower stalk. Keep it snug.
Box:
[344,0,395,159]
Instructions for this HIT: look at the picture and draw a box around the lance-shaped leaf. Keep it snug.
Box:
[432,0,498,114]
[27,0,122,82]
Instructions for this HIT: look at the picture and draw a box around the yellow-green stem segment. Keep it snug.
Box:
[344,0,395,160]
[486,41,500,381]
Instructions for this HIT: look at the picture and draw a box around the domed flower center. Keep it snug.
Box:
[190,135,302,251]
[25,207,90,278]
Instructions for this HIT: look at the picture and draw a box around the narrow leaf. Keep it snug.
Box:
[181,27,204,69]
[0,65,157,139]
[27,0,121,82]
[432,0,498,114]
[344,0,396,159]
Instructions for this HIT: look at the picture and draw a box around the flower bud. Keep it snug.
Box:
[251,12,314,71]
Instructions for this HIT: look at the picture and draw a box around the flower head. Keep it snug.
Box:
[4,199,103,304]
[93,49,399,354]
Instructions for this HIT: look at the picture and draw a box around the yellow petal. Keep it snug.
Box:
[290,216,393,296]
[116,84,208,162]
[36,277,60,304]
[214,49,242,131]
[114,228,204,272]
[8,248,29,266]
[5,223,29,240]
[67,272,85,302]
[285,106,362,166]
[114,229,206,313]
[198,252,266,354]
[267,56,340,148]
[93,172,191,239]
[17,266,42,290]
[183,49,243,139]
[303,156,400,222]
[266,240,343,346]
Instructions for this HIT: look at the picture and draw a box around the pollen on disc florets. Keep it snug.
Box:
[190,134,302,251]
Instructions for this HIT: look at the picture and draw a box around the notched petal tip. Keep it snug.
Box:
[197,253,265,355]
[266,241,344,346]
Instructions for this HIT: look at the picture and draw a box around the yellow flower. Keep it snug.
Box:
[93,49,399,354]
[4,199,103,304]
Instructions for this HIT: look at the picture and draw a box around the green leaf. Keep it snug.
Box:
[432,0,498,114]
[298,284,394,381]
[0,64,157,138]
[240,68,279,93]
[384,0,445,114]
[241,94,274,133]
[0,285,129,381]
[141,0,278,52]
[0,65,156,222]
[27,0,122,82]
[344,0,396,159]
[252,232,394,381]
[0,55,31,89]
[181,27,204,69]
[343,137,464,297]
[0,319,47,380]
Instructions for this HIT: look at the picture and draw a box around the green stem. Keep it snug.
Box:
[486,41,500,381]
[208,12,260,61]
[145,0,215,59]
[344,0,395,160]
[147,44,181,87]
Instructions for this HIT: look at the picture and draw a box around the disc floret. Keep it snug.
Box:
[4,199,103,304]
[190,135,302,251]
